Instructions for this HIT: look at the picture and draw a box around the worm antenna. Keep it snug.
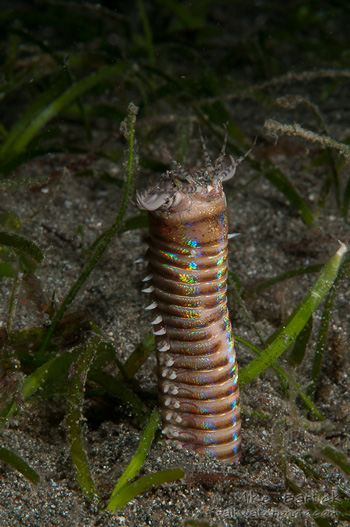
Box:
[214,124,228,171]
[199,127,214,175]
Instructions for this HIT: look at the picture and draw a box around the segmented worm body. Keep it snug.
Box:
[137,139,242,463]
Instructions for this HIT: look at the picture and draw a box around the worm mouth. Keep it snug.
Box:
[136,187,186,212]
[137,158,238,212]
[136,184,221,213]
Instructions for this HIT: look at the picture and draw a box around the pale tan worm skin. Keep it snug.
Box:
[137,143,243,463]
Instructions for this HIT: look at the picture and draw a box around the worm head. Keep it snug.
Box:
[137,134,254,211]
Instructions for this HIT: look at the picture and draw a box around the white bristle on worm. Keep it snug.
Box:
[142,286,154,293]
[228,233,240,239]
[145,302,157,310]
[158,342,170,352]
[151,315,163,325]
[153,327,166,336]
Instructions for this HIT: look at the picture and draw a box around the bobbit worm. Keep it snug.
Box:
[136,136,245,463]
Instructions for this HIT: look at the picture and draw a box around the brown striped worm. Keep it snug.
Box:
[137,134,247,463]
